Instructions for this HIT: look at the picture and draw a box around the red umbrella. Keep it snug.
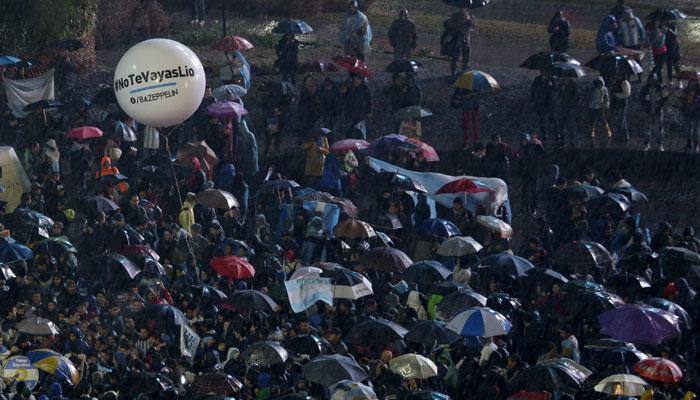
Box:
[332,55,371,78]
[67,126,103,140]
[406,138,440,162]
[633,357,683,383]
[436,178,493,194]
[121,245,160,261]
[331,139,370,152]
[212,35,254,52]
[210,256,255,279]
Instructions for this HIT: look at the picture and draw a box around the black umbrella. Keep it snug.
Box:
[256,179,300,196]
[546,62,586,78]
[193,284,229,303]
[553,241,614,277]
[566,184,605,202]
[345,317,408,347]
[606,273,652,299]
[126,373,173,396]
[647,298,692,329]
[23,99,63,112]
[661,246,700,264]
[589,192,632,217]
[523,268,569,285]
[283,334,331,357]
[646,8,687,21]
[272,19,313,34]
[385,59,426,74]
[520,52,579,70]
[140,304,189,329]
[476,253,535,281]
[586,54,643,77]
[242,341,290,366]
[403,261,452,291]
[302,354,368,387]
[96,173,129,187]
[443,0,490,8]
[359,247,413,273]
[405,320,460,347]
[509,358,592,393]
[436,289,487,319]
[560,289,619,321]
[14,209,54,238]
[84,254,141,288]
[81,195,120,213]
[486,292,522,318]
[610,186,648,203]
[92,86,117,105]
[51,38,85,51]
[229,290,279,313]
[190,372,242,396]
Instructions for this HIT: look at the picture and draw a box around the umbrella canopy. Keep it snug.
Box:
[646,7,687,21]
[389,354,438,379]
[334,219,376,239]
[212,35,254,51]
[213,84,247,101]
[332,55,371,78]
[520,52,579,70]
[1,264,16,280]
[303,354,368,387]
[0,55,22,65]
[82,195,120,213]
[546,62,586,78]
[84,254,141,287]
[586,54,644,77]
[610,186,648,203]
[486,292,522,318]
[436,178,493,195]
[405,320,460,347]
[404,261,452,291]
[273,19,313,34]
[331,139,370,152]
[15,209,54,238]
[206,101,248,121]
[195,189,239,209]
[443,0,490,8]
[242,341,290,366]
[477,253,535,280]
[385,59,426,74]
[33,236,77,254]
[67,126,103,140]
[322,265,374,300]
[661,246,700,264]
[359,247,413,273]
[141,304,189,328]
[230,290,279,313]
[257,179,300,195]
[566,183,605,202]
[17,317,60,336]
[23,99,63,112]
[589,192,632,216]
[0,240,34,263]
[554,241,614,276]
[283,334,331,358]
[561,289,620,321]
[177,141,220,170]
[437,236,483,257]
[417,218,461,238]
[524,268,569,285]
[193,284,228,303]
[510,358,592,393]
[30,353,80,386]
[190,372,243,395]
[475,215,513,238]
[406,138,440,162]
[447,307,511,337]
[594,374,649,397]
[634,357,683,383]
[598,304,680,345]
[289,266,323,280]
[346,318,408,347]
[330,380,378,400]
[121,244,160,261]
[210,255,255,279]
[394,106,432,120]
[647,297,692,329]
[126,373,173,396]
[437,289,488,319]
[451,70,500,92]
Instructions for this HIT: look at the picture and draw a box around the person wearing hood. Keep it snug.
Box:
[617,8,645,55]
[319,151,346,196]
[339,0,372,60]
[406,290,427,320]
[596,15,620,54]
[587,76,612,141]
[640,73,668,151]
[547,10,571,53]
[95,155,127,193]
[234,120,259,182]
[275,32,300,84]
[388,9,417,61]
[179,192,196,234]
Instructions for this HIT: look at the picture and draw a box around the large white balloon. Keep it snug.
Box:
[113,38,205,127]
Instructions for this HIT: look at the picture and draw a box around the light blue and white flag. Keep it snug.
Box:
[285,277,333,313]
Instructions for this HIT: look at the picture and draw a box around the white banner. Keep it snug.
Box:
[2,70,55,118]
[179,324,200,359]
[285,277,334,313]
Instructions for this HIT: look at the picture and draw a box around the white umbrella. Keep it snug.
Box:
[213,84,247,101]
[389,354,438,379]
[437,236,483,257]
[289,267,323,280]
[476,215,513,238]
[331,380,378,400]
[594,374,649,396]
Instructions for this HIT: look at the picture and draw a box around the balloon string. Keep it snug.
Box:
[162,126,194,256]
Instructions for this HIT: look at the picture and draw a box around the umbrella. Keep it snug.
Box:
[33,237,77,254]
[634,357,683,383]
[447,307,511,337]
[114,121,138,142]
[303,354,368,387]
[1,264,16,280]
[598,305,680,345]
[66,126,103,140]
[610,186,648,203]
[96,173,128,188]
[190,372,242,395]
[30,353,80,386]
[369,134,417,157]
[661,246,700,263]
[524,268,569,285]
[510,358,592,393]
[437,289,488,319]
[242,341,289,366]
[566,183,604,202]
[15,209,54,238]
[389,354,438,379]
[520,52,579,70]
[475,215,513,238]
[82,195,120,213]
[406,138,440,162]
[0,55,22,65]
[359,247,413,273]
[417,218,460,238]
[23,99,63,112]
[405,320,460,347]
[436,177,493,195]
[212,35,254,52]
[50,38,85,51]
[392,173,428,193]
[84,254,141,287]
[141,304,189,328]
[210,255,255,279]
[273,19,313,34]
[395,106,432,119]
[451,70,500,92]
[206,101,248,121]
[322,266,374,300]
[298,59,340,74]
[443,0,490,8]
[594,374,649,397]
[92,86,117,105]
[283,334,331,357]
[0,240,34,263]
[590,345,649,369]
[589,192,632,216]
[404,261,452,291]
[257,179,300,195]
[385,59,426,74]
[586,54,644,77]
[553,241,614,276]
[177,141,220,170]
[486,292,522,318]
[561,289,620,321]
[195,189,239,209]
[346,317,408,347]
[193,284,228,303]
[477,253,535,280]
[332,55,371,78]
[647,297,692,329]
[330,380,377,400]
[334,219,376,239]
[437,236,483,257]
[646,7,687,21]
[331,139,370,152]
[213,84,248,101]
[289,266,323,280]
[546,62,586,78]
[121,244,160,261]
[230,290,279,313]
[17,317,60,336]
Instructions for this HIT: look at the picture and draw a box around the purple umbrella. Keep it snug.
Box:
[597,305,680,345]
[206,101,248,122]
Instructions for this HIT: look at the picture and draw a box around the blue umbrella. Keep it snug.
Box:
[417,218,461,238]
[446,307,511,337]
[0,239,34,263]
[476,253,535,279]
[0,56,22,66]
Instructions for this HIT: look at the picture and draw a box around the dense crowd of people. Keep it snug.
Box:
[0,0,699,400]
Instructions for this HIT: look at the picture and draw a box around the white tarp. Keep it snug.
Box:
[0,146,31,214]
[2,69,55,118]
[367,156,509,215]
[285,277,334,313]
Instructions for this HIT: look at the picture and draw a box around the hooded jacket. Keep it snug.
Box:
[596,16,619,53]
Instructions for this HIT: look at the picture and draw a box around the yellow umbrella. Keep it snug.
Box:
[32,354,80,386]
[451,70,500,92]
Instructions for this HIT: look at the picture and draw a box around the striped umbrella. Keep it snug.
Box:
[446,307,511,337]
[451,70,500,92]
[633,357,683,383]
